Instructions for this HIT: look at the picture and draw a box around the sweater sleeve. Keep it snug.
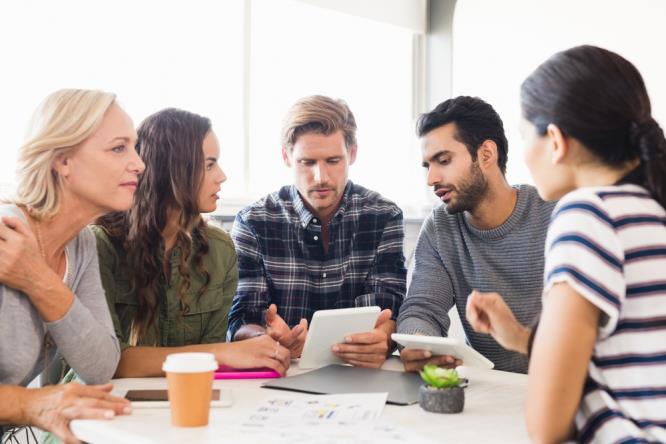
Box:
[397,213,455,337]
[45,228,120,384]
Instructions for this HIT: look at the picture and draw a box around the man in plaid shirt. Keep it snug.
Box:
[228,95,406,368]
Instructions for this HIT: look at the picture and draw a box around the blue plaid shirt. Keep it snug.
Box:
[228,181,406,339]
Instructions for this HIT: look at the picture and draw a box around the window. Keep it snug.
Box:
[248,0,424,213]
[0,0,245,199]
[1,0,426,214]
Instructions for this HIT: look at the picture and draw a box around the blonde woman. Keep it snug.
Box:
[0,89,144,443]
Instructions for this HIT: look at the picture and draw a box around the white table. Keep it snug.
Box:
[71,358,529,443]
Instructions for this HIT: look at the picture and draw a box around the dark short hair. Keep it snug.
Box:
[416,96,509,174]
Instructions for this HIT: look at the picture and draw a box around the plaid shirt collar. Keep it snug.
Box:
[289,180,354,228]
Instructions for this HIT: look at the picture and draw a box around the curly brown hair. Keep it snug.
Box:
[97,108,212,346]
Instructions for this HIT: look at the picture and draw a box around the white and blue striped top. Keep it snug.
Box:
[544,184,666,443]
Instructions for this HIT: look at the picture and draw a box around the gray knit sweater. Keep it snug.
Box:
[397,185,556,373]
[0,204,120,386]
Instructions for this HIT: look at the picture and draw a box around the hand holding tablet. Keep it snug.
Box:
[299,306,382,369]
[392,333,494,370]
[331,308,394,368]
[400,346,463,372]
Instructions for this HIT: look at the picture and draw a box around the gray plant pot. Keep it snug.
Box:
[418,385,464,414]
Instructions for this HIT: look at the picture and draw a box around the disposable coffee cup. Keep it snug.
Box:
[162,352,217,427]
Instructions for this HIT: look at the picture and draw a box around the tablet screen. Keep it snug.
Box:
[299,306,381,369]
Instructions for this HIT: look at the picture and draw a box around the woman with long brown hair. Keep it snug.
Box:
[95,108,290,377]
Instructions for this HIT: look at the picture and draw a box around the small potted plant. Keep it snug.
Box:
[418,364,465,413]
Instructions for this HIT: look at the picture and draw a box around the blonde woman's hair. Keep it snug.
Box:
[14,89,116,220]
[281,95,357,151]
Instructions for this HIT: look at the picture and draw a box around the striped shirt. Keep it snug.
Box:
[544,184,666,443]
[227,181,406,339]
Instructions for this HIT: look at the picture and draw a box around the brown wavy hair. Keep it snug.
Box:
[97,108,212,345]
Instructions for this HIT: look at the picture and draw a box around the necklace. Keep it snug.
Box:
[28,212,68,384]
[33,215,68,282]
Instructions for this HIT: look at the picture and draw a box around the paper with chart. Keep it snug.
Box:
[234,392,436,443]
[242,392,388,429]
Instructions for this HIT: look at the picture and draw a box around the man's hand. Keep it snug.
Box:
[265,304,308,358]
[399,348,462,372]
[21,383,131,444]
[331,309,393,368]
[466,290,530,354]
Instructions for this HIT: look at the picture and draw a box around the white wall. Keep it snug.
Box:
[452,0,666,186]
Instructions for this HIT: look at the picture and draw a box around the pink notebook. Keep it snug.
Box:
[214,365,281,380]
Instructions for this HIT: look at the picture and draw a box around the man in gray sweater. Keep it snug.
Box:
[397,96,555,373]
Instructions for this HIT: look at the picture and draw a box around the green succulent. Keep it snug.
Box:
[419,364,461,389]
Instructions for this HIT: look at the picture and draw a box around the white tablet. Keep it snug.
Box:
[299,306,381,369]
[391,333,494,369]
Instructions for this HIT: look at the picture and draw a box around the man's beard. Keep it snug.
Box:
[445,161,488,214]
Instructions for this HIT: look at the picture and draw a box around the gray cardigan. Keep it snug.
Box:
[0,204,119,386]
[397,185,556,373]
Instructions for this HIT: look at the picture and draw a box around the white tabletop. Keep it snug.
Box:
[71,358,529,444]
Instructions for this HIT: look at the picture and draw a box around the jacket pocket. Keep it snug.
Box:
[181,283,227,345]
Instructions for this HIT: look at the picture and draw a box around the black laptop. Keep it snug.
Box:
[262,364,422,405]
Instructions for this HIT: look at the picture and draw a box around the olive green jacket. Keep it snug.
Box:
[92,225,238,349]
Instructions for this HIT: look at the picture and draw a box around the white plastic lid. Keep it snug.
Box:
[162,352,218,373]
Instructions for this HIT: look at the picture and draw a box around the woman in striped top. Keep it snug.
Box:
[466,45,666,443]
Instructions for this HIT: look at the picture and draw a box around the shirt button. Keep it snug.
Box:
[313,218,318,223]
[322,273,327,278]
[314,235,319,240]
